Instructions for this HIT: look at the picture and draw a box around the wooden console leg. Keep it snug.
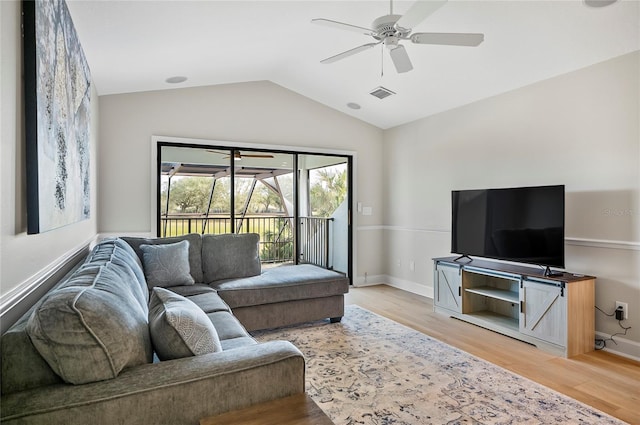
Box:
[330,317,342,323]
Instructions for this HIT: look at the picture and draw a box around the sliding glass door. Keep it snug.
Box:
[157,142,351,280]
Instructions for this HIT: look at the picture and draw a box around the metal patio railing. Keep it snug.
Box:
[160,215,332,268]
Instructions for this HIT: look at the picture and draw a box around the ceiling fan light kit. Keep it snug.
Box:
[312,0,484,74]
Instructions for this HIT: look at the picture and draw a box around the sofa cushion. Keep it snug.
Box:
[123,234,203,284]
[221,336,258,351]
[1,314,62,394]
[213,264,349,308]
[149,287,222,360]
[85,238,150,306]
[140,240,195,288]
[206,311,252,340]
[185,292,232,314]
[169,284,217,297]
[26,262,153,385]
[202,233,261,283]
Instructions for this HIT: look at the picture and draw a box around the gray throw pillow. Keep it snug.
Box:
[202,233,261,283]
[140,240,195,288]
[148,287,222,360]
[122,234,203,283]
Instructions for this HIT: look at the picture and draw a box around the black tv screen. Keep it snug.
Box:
[451,185,565,268]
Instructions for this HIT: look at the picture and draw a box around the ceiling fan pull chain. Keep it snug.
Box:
[381,45,385,77]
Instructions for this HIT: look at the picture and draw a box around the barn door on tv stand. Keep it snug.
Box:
[519,278,567,347]
[434,262,462,314]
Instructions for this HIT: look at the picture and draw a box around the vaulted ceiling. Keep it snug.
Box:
[66,0,639,129]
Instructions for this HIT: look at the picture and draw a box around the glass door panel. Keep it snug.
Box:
[159,146,233,237]
[232,151,295,265]
[298,154,350,275]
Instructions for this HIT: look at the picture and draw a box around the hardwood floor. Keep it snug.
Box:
[345,285,640,424]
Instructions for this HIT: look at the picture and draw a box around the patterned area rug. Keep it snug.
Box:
[254,305,625,425]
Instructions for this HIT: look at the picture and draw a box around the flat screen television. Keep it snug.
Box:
[451,185,565,273]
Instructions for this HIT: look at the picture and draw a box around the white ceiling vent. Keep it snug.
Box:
[369,86,396,100]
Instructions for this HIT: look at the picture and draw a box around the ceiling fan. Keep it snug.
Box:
[311,0,484,73]
[206,150,275,160]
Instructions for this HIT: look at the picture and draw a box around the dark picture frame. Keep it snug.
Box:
[23,0,92,234]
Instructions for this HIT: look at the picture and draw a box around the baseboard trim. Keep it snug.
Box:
[595,332,640,362]
[353,274,387,287]
[386,276,433,299]
[354,274,434,299]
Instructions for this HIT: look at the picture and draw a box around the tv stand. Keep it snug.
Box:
[433,257,595,357]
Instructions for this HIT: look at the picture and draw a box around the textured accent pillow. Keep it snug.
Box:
[140,240,195,288]
[122,234,203,283]
[148,287,222,360]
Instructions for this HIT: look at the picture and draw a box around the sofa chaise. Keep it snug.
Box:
[1,233,349,424]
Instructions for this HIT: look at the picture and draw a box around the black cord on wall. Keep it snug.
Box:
[594,306,632,350]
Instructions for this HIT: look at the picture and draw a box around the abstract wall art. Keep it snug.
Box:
[23,0,91,234]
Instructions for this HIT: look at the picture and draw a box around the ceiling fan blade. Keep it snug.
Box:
[389,45,413,73]
[395,0,448,31]
[411,32,484,46]
[320,42,381,64]
[241,154,275,158]
[311,18,374,36]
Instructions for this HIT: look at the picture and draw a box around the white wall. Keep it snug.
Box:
[0,1,99,299]
[98,81,384,279]
[382,51,640,358]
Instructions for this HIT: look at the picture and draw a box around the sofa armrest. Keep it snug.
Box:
[1,341,305,425]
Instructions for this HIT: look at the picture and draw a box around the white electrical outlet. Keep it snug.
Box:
[615,301,628,320]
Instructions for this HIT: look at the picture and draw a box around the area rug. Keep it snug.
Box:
[253,305,625,425]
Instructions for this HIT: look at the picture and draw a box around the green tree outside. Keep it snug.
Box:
[309,165,347,217]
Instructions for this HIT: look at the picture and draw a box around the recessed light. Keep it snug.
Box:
[584,0,617,7]
[165,76,187,84]
[347,102,361,110]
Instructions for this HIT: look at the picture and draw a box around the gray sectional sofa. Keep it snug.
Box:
[1,233,349,424]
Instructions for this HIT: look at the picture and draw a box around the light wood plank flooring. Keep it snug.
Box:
[345,285,640,424]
